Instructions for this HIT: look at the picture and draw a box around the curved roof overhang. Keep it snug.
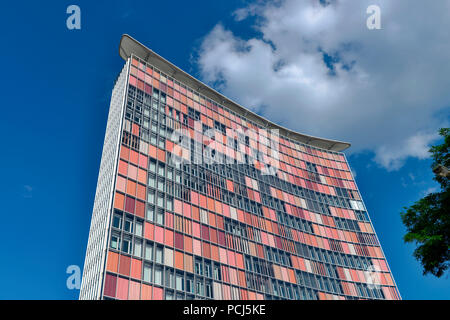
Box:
[119,34,351,152]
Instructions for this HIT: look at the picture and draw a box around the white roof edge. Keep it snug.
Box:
[119,34,351,152]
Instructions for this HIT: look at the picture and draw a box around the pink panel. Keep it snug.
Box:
[154,226,164,244]
[128,164,138,181]
[193,238,202,256]
[116,277,129,300]
[219,247,228,264]
[193,222,200,238]
[128,280,140,300]
[116,176,126,193]
[153,287,163,300]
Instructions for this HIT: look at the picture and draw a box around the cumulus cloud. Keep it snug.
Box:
[196,0,450,170]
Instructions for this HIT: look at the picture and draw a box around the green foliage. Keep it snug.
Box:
[400,128,450,278]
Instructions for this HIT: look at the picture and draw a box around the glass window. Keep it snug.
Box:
[156,246,163,264]
[134,240,142,258]
[146,206,154,222]
[156,209,164,225]
[135,220,143,236]
[110,234,120,250]
[148,190,155,204]
[176,273,184,291]
[154,267,163,285]
[124,218,133,233]
[158,163,165,176]
[165,269,174,288]
[145,242,153,260]
[143,263,152,283]
[112,214,122,229]
[186,276,194,294]
[148,174,156,188]
[157,193,164,207]
[196,279,204,296]
[195,259,203,275]
[122,237,131,254]
[149,159,156,173]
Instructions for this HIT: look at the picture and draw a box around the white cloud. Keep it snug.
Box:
[23,185,33,198]
[196,0,450,170]
[421,186,439,197]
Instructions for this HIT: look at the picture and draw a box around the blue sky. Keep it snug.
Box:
[0,1,448,299]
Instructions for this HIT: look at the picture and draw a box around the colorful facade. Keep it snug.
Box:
[79,35,400,300]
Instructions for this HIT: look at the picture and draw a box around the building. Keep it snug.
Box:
[79,34,401,300]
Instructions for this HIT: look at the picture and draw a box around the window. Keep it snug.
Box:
[204,261,212,278]
[205,280,212,298]
[148,190,155,204]
[167,197,173,211]
[135,220,143,236]
[157,178,165,191]
[148,174,156,187]
[165,269,174,288]
[186,276,194,294]
[122,237,131,254]
[156,209,164,225]
[213,263,221,280]
[196,279,204,296]
[145,242,153,260]
[154,266,163,285]
[165,291,174,300]
[149,160,157,174]
[176,273,184,291]
[158,163,165,176]
[110,234,120,250]
[143,263,152,283]
[157,193,164,207]
[146,206,154,222]
[155,246,163,264]
[124,217,133,233]
[158,137,165,149]
[112,214,122,229]
[134,240,142,258]
[195,259,203,275]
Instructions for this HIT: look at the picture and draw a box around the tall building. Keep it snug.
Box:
[79,34,400,300]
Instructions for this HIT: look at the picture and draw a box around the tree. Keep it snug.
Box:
[400,128,450,277]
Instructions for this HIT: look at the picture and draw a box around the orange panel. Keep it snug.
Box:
[184,254,193,273]
[120,145,130,161]
[137,184,146,201]
[114,192,124,210]
[135,201,145,218]
[144,222,154,240]
[118,254,131,276]
[141,284,152,300]
[148,145,157,159]
[137,168,147,184]
[175,251,184,270]
[165,229,174,247]
[130,258,142,280]
[130,150,139,165]
[118,160,128,176]
[157,148,165,162]
[184,236,192,253]
[106,251,119,273]
[211,244,219,262]
[202,242,211,259]
[126,180,137,197]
